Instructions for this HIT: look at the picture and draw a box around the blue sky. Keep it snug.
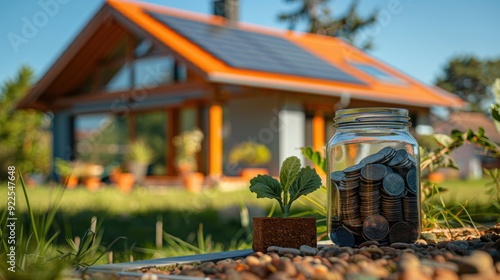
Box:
[1,0,500,86]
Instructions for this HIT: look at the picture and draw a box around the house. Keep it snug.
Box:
[18,0,465,182]
[432,111,500,179]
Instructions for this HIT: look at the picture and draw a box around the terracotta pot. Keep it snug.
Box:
[63,175,78,188]
[116,173,135,193]
[84,176,101,191]
[240,168,269,181]
[183,172,204,192]
[252,217,317,252]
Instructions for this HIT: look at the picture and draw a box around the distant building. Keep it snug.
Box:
[433,111,500,179]
[18,0,464,182]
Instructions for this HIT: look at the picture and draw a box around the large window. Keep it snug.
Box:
[74,114,129,165]
[135,111,167,176]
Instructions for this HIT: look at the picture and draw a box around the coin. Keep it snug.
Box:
[362,214,389,241]
[378,147,396,163]
[331,171,345,185]
[388,221,414,243]
[388,149,408,167]
[360,153,385,165]
[382,172,406,197]
[406,167,418,194]
[331,226,356,247]
[344,163,365,175]
[360,164,387,182]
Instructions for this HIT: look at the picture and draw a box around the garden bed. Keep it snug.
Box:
[80,225,500,279]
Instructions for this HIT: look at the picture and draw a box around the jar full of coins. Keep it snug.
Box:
[326,108,420,247]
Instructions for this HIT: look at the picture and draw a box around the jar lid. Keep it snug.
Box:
[334,107,411,127]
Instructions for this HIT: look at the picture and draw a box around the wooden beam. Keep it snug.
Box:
[208,104,223,178]
[312,110,325,155]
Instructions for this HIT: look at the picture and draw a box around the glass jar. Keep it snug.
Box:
[326,108,420,247]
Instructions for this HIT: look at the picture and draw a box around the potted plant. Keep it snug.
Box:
[81,163,103,191]
[249,156,322,252]
[228,141,271,179]
[125,139,155,185]
[173,128,204,192]
[113,163,135,193]
[55,158,79,188]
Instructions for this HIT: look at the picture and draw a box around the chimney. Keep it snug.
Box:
[213,0,239,24]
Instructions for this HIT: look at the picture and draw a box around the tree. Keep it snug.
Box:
[0,66,51,179]
[278,0,378,50]
[435,56,500,112]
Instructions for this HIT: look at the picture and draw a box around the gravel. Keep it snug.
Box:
[134,229,500,279]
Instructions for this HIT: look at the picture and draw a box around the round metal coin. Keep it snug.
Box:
[389,221,414,244]
[361,164,387,182]
[360,153,385,165]
[406,168,418,194]
[382,172,406,197]
[331,226,356,247]
[362,214,390,241]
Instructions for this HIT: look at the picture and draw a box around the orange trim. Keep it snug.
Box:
[312,111,326,178]
[312,112,325,155]
[208,104,223,177]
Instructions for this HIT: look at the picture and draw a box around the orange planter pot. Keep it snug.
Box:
[63,175,79,188]
[84,176,101,191]
[183,172,204,192]
[240,168,269,181]
[116,173,135,193]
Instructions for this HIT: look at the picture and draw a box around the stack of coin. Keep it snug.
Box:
[381,172,406,222]
[388,149,413,176]
[329,146,420,247]
[359,164,386,221]
[339,164,364,233]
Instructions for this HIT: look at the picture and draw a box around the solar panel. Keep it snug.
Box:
[147,12,364,84]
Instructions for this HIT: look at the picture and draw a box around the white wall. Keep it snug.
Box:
[279,98,305,165]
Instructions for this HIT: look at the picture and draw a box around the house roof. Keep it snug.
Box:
[18,0,466,110]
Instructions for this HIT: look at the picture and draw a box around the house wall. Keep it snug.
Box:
[279,97,306,165]
[224,95,281,176]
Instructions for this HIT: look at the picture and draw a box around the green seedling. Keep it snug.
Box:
[249,156,322,218]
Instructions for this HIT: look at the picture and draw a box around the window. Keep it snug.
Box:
[135,111,167,175]
[351,63,405,84]
[134,56,174,89]
[74,114,129,165]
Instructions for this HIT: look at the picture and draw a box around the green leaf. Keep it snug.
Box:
[279,156,301,193]
[288,166,322,206]
[249,175,283,205]
[434,134,454,148]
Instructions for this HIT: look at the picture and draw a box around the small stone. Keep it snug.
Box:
[179,269,205,277]
[267,271,290,280]
[259,254,272,263]
[445,240,470,255]
[299,245,318,256]
[278,247,301,256]
[421,232,438,241]
[359,240,379,248]
[459,250,496,276]
[267,246,281,253]
[340,247,354,255]
[437,241,448,249]
[398,253,421,271]
[391,242,411,249]
[416,239,428,246]
[240,271,262,280]
[434,268,459,280]
[244,255,261,266]
[322,246,342,257]
[276,260,297,277]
